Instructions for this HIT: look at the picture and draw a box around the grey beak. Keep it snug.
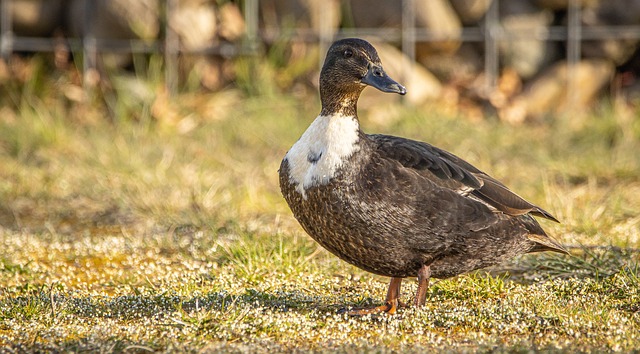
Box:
[361,64,407,95]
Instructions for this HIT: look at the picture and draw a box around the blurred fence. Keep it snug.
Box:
[2,0,640,104]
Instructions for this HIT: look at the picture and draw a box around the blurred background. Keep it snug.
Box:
[2,0,640,122]
[1,2,639,350]
[1,2,640,348]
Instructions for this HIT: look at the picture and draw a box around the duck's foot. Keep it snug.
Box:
[343,277,405,316]
[345,300,401,316]
[342,266,432,315]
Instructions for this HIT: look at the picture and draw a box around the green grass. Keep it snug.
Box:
[0,55,639,352]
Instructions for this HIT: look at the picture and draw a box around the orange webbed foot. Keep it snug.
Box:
[345,299,400,316]
[344,277,405,316]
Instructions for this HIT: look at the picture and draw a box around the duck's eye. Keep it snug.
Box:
[343,49,353,58]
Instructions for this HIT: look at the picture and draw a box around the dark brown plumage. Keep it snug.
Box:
[279,38,567,314]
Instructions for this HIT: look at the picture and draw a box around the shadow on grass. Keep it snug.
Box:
[490,244,640,283]
[52,288,335,321]
[7,338,162,354]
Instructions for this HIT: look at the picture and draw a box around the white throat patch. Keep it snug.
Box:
[285,113,360,198]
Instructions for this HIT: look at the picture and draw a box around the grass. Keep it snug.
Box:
[0,55,639,352]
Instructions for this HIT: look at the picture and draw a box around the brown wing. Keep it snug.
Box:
[369,134,559,223]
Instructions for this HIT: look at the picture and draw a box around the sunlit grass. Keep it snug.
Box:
[0,55,639,351]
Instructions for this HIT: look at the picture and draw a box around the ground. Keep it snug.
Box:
[0,64,639,352]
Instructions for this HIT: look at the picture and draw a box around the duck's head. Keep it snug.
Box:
[319,38,406,116]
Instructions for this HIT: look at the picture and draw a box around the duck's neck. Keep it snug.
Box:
[319,83,364,117]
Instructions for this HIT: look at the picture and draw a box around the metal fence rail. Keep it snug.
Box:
[2,0,640,99]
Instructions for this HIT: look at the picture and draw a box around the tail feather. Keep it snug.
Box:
[519,214,568,254]
[526,233,569,254]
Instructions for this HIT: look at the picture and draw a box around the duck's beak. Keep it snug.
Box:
[361,64,407,95]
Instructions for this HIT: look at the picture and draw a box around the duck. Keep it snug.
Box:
[279,38,567,314]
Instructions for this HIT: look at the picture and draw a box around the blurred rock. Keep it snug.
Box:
[416,0,463,54]
[67,0,159,40]
[258,0,340,77]
[450,0,493,24]
[170,0,217,51]
[489,67,523,109]
[499,0,558,79]
[171,1,244,91]
[67,0,160,68]
[588,0,640,23]
[500,0,543,17]
[259,0,341,39]
[180,55,235,92]
[419,43,484,84]
[582,0,640,65]
[535,0,569,10]
[5,0,64,37]
[500,59,614,123]
[218,2,245,42]
[349,0,462,55]
[346,0,401,28]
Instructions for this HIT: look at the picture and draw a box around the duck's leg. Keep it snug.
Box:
[383,277,404,313]
[348,277,403,315]
[414,265,431,307]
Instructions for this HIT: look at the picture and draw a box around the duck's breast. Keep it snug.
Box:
[283,114,361,198]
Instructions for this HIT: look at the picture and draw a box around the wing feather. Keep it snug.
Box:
[369,134,559,223]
